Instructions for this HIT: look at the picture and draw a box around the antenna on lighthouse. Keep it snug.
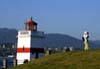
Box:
[30,16,32,21]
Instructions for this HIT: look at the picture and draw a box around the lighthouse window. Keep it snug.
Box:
[20,31,29,35]
[34,26,36,30]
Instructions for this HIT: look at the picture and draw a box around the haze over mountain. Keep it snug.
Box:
[0,28,100,50]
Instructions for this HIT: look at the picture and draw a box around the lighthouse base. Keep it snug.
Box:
[17,53,32,65]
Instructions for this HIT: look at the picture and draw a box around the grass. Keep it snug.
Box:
[9,49,100,69]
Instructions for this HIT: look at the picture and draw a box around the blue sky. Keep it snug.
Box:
[0,0,100,40]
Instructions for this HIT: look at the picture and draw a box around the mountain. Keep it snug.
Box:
[0,28,17,44]
[41,34,100,49]
[44,34,83,49]
[0,28,100,50]
[92,40,100,45]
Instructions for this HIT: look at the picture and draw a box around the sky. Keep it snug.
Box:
[0,0,100,40]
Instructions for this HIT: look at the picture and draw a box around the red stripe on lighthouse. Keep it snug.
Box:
[17,48,30,53]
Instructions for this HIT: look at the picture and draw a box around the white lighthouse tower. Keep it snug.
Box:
[16,17,44,65]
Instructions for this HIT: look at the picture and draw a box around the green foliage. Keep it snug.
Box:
[9,50,100,69]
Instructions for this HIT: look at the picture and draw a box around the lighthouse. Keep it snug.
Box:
[16,17,44,65]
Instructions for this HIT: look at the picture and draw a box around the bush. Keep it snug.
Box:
[23,59,28,63]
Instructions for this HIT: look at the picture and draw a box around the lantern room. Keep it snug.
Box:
[25,17,37,31]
